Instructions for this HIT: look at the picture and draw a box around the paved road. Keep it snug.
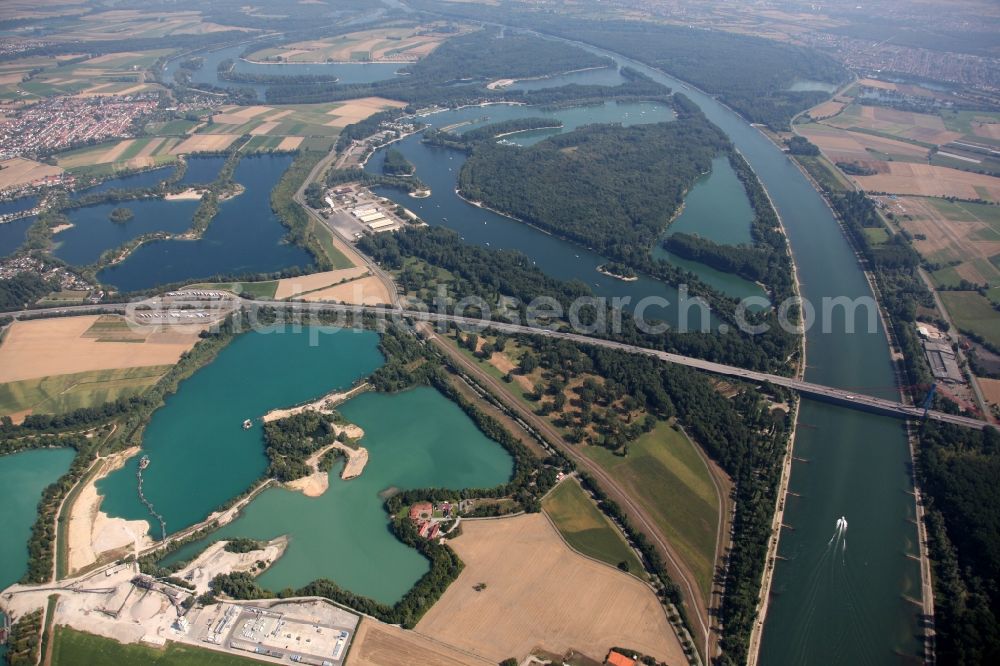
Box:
[5,300,989,431]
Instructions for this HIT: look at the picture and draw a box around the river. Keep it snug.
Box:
[162,45,404,101]
[367,46,922,662]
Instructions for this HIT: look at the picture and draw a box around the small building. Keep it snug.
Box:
[409,502,432,521]
[606,650,637,666]
[368,219,395,231]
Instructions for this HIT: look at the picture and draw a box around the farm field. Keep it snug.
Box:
[0,365,169,422]
[824,103,962,145]
[0,157,64,189]
[201,98,406,138]
[939,291,1000,348]
[247,23,462,63]
[0,315,204,385]
[853,162,1000,201]
[541,477,644,576]
[52,10,247,41]
[11,50,170,98]
[50,626,264,666]
[56,137,180,172]
[797,122,929,164]
[889,196,1000,285]
[348,619,489,666]
[416,513,685,665]
[273,267,367,299]
[582,421,721,598]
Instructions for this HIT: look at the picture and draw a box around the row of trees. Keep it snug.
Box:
[918,422,1000,664]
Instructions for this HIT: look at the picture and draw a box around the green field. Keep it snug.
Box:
[146,119,201,136]
[583,421,720,597]
[0,366,169,417]
[185,280,279,298]
[310,220,355,270]
[51,626,267,666]
[940,290,1000,347]
[542,478,644,577]
[795,154,852,193]
[863,227,890,244]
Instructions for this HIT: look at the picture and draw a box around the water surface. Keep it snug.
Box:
[55,198,198,266]
[98,327,384,535]
[160,386,513,603]
[97,154,312,291]
[0,448,75,589]
[177,156,228,187]
[71,167,174,199]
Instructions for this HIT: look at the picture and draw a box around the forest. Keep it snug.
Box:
[382,148,415,177]
[918,422,1000,664]
[407,1,847,130]
[263,410,343,482]
[498,331,793,664]
[457,101,727,263]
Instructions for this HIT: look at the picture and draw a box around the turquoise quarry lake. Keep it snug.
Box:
[161,386,513,603]
[98,327,385,535]
[0,448,75,589]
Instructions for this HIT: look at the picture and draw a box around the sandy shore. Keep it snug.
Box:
[50,223,74,234]
[67,448,154,575]
[164,188,204,201]
[175,537,289,595]
[262,383,369,423]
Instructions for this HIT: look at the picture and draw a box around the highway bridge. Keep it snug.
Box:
[5,298,990,431]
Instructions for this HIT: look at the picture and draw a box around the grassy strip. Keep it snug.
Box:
[583,421,720,598]
[50,626,265,666]
[542,478,645,577]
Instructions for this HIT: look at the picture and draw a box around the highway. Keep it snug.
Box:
[5,298,991,431]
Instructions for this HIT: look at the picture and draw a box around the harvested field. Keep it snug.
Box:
[349,620,490,666]
[416,513,685,664]
[171,133,239,154]
[0,315,203,384]
[298,275,392,305]
[274,267,366,299]
[325,97,407,126]
[808,100,845,120]
[277,136,304,150]
[854,163,1000,201]
[211,105,273,125]
[798,123,928,163]
[977,377,1000,408]
[249,121,279,136]
[826,104,962,145]
[247,25,460,63]
[0,156,64,189]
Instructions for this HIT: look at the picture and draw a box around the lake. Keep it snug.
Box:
[177,156,228,187]
[54,198,199,266]
[368,97,765,325]
[97,327,385,536]
[97,154,313,291]
[160,386,513,604]
[0,448,75,589]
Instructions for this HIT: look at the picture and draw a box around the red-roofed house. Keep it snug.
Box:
[606,650,637,666]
